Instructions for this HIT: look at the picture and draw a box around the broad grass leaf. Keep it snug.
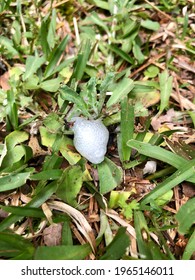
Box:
[39,14,51,58]
[159,70,173,114]
[56,166,83,207]
[1,206,45,218]
[141,19,160,31]
[127,140,195,183]
[40,76,63,92]
[23,55,46,81]
[0,171,32,192]
[141,159,195,204]
[176,197,195,235]
[106,78,134,108]
[30,169,62,181]
[34,244,91,260]
[71,39,91,81]
[100,227,130,260]
[0,181,58,232]
[182,230,195,260]
[119,97,134,162]
[98,157,123,194]
[0,231,34,259]
[47,9,56,49]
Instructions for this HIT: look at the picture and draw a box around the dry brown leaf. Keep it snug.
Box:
[151,109,177,131]
[0,71,10,90]
[48,200,96,253]
[105,209,137,258]
[28,135,49,156]
[43,223,63,246]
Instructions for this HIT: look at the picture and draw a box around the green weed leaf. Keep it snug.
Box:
[100,227,130,260]
[23,55,46,81]
[176,197,195,235]
[98,157,123,194]
[56,166,83,207]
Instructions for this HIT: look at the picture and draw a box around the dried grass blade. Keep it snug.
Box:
[48,200,96,253]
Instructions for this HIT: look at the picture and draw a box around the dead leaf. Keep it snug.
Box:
[28,135,49,156]
[48,200,96,253]
[182,182,195,198]
[151,108,176,130]
[0,71,10,90]
[43,223,63,246]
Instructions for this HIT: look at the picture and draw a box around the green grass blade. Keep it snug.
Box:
[106,78,134,108]
[159,70,173,114]
[182,230,195,260]
[98,157,123,194]
[71,39,91,81]
[175,197,195,235]
[141,159,195,205]
[120,97,134,162]
[100,227,130,260]
[108,44,134,64]
[134,211,169,260]
[1,206,45,218]
[0,181,58,231]
[0,171,32,192]
[134,210,152,259]
[23,55,46,81]
[127,140,195,183]
[34,244,91,260]
[30,169,62,181]
[44,35,69,78]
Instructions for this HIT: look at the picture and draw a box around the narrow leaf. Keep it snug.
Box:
[107,78,134,108]
[108,44,134,64]
[1,206,45,218]
[44,35,69,78]
[120,98,134,162]
[159,70,173,114]
[141,159,195,204]
[71,39,91,81]
[127,140,195,183]
[34,244,91,260]
[182,230,195,260]
[100,227,130,260]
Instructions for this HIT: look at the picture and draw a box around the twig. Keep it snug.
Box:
[129,52,166,78]
[144,0,172,20]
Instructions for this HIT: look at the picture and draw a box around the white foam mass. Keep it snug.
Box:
[72,117,109,164]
